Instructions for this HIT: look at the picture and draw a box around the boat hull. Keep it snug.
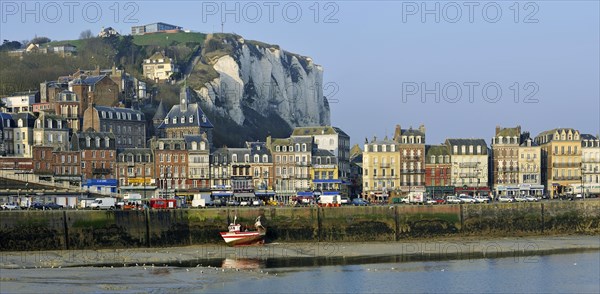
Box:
[220,231,266,246]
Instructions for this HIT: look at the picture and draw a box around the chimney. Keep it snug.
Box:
[419,124,426,134]
[266,136,272,148]
[393,125,401,141]
[495,125,501,135]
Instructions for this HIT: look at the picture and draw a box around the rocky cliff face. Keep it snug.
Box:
[192,34,330,140]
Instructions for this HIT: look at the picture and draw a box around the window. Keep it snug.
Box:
[254,155,259,162]
[431,156,436,164]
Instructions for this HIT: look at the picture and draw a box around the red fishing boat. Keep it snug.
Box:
[220,216,266,246]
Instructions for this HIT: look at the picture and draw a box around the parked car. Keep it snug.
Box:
[434,198,446,204]
[340,197,350,205]
[1,203,20,210]
[446,196,462,204]
[252,199,265,206]
[525,195,539,202]
[514,195,528,202]
[459,195,477,204]
[351,198,370,206]
[44,203,64,210]
[425,198,437,205]
[498,195,514,203]
[239,200,249,206]
[226,199,240,206]
[473,195,490,203]
[30,202,45,210]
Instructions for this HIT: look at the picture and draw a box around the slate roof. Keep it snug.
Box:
[445,138,488,155]
[152,100,168,121]
[71,131,116,150]
[157,88,213,129]
[496,126,520,137]
[292,126,349,138]
[96,106,145,121]
[10,112,37,128]
[71,75,108,86]
[184,134,210,150]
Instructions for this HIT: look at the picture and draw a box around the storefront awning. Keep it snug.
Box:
[297,191,314,196]
[312,179,342,184]
[212,192,233,197]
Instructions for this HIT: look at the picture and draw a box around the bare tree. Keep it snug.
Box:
[79,29,93,40]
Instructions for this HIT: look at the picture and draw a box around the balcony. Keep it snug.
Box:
[553,176,581,181]
[459,162,478,168]
[498,167,519,172]
[404,156,421,161]
[552,163,580,168]
[401,169,425,174]
[92,168,111,174]
[459,173,479,178]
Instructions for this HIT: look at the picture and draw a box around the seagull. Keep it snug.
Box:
[186,269,190,272]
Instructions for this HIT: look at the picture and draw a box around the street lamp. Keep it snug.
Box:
[143,162,147,199]
[581,162,585,200]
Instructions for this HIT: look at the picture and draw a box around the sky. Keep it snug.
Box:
[1,1,598,146]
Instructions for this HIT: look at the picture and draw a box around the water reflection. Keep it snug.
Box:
[221,258,264,269]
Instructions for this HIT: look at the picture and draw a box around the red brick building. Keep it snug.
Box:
[425,145,453,197]
[71,131,116,181]
[32,146,54,175]
[152,137,188,197]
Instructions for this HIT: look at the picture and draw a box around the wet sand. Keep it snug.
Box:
[1,235,598,269]
[0,235,598,293]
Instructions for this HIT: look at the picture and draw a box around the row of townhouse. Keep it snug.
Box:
[362,124,600,201]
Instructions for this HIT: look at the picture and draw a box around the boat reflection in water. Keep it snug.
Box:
[221,258,265,270]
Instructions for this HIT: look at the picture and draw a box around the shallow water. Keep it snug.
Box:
[2,251,598,293]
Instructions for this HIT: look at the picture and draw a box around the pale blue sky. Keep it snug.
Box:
[1,1,598,145]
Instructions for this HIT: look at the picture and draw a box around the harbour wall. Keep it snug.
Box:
[1,201,599,251]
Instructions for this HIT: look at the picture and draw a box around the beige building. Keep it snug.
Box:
[535,128,582,198]
[268,136,313,203]
[143,52,177,82]
[362,137,400,203]
[581,134,600,196]
[517,137,543,196]
[445,139,490,196]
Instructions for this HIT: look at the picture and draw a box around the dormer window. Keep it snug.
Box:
[232,154,237,163]
[276,146,280,152]
[116,112,121,119]
[105,137,110,148]
[172,117,177,124]
[192,142,197,150]
[244,154,250,163]
[137,114,141,120]
[262,155,268,162]
[102,111,106,118]
[159,142,164,150]
[189,115,193,123]
[17,119,23,128]
[109,112,113,119]
[200,142,205,150]
[127,113,131,120]
[95,137,100,147]
[180,117,185,123]
[164,118,169,124]
[202,115,207,123]
[86,136,91,147]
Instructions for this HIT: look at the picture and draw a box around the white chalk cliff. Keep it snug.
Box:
[194,35,330,129]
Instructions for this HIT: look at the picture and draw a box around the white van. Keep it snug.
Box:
[89,197,117,210]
